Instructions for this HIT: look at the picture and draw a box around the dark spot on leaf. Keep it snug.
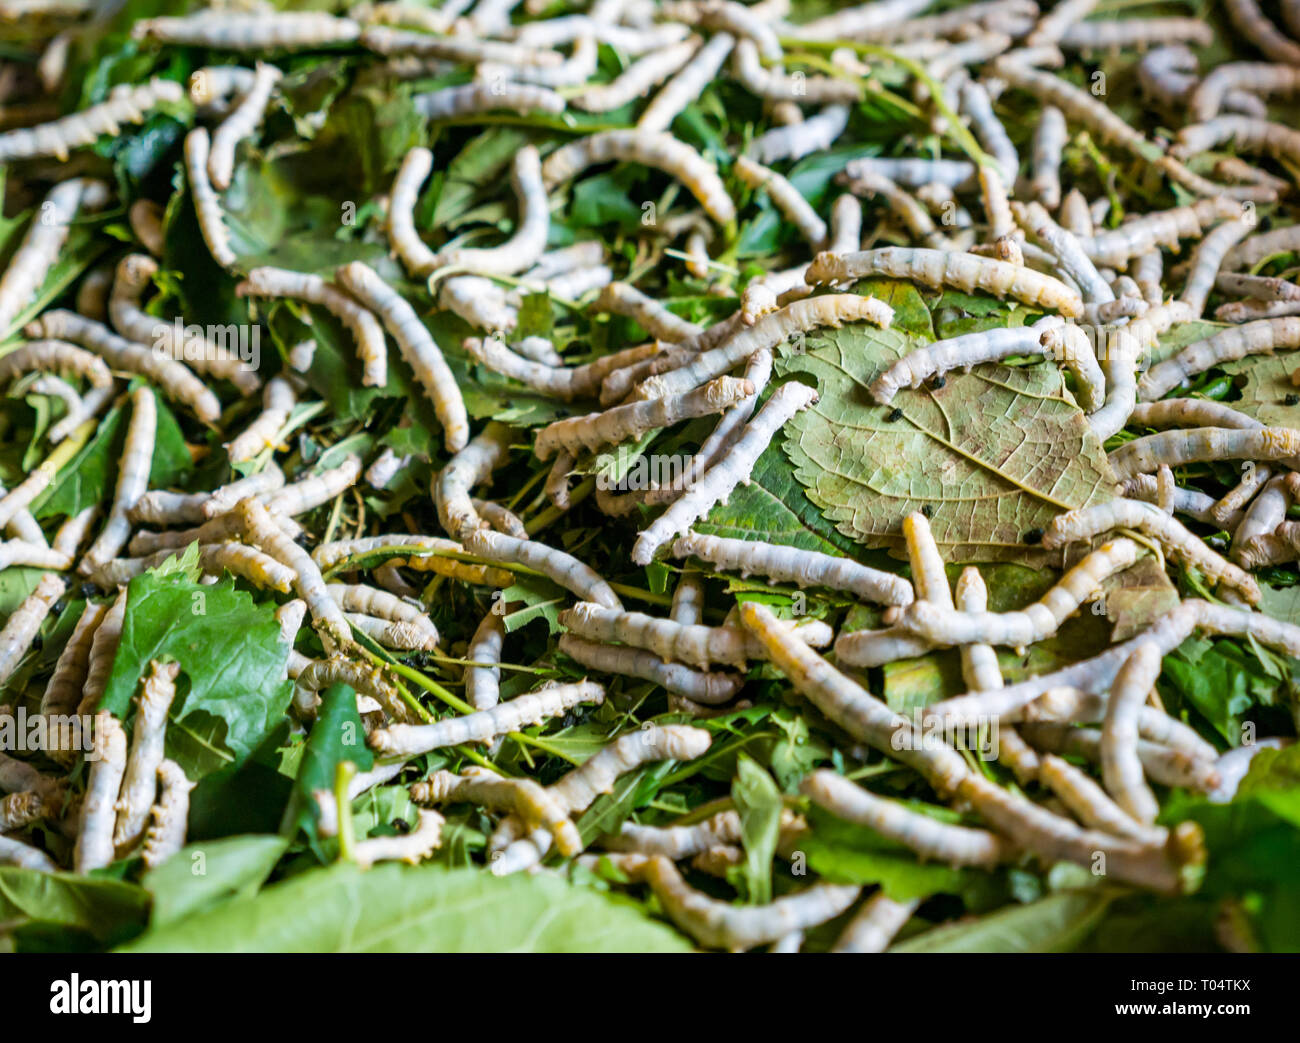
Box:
[1232,373,1249,388]
[1023,528,1044,545]
[886,407,904,422]
[392,817,410,834]
[921,504,933,518]
[930,375,946,390]
[1285,394,1298,406]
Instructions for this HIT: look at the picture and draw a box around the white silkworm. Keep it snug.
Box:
[669,571,705,629]
[558,601,830,671]
[831,893,919,953]
[79,387,155,575]
[731,38,859,104]
[464,530,622,609]
[335,262,467,451]
[208,61,280,190]
[261,454,361,518]
[734,156,827,248]
[1140,318,1300,399]
[236,496,351,652]
[1190,62,1300,123]
[78,588,127,716]
[594,283,702,343]
[898,539,1138,649]
[385,147,436,277]
[1110,427,1300,481]
[0,78,184,162]
[435,422,515,539]
[127,199,165,258]
[1178,217,1258,319]
[1078,199,1243,271]
[184,129,238,269]
[632,381,819,565]
[0,573,64,686]
[673,532,913,606]
[807,247,1084,318]
[536,376,752,459]
[1224,224,1300,270]
[0,340,112,389]
[1101,643,1170,827]
[1037,753,1165,843]
[803,769,1009,867]
[352,809,445,869]
[225,376,295,463]
[541,131,735,225]
[1014,201,1113,306]
[745,104,849,164]
[328,583,438,647]
[465,335,662,401]
[841,156,978,191]
[369,681,605,757]
[292,655,405,719]
[1121,473,1232,527]
[1216,272,1300,302]
[140,759,193,869]
[843,169,943,245]
[465,608,505,710]
[41,600,107,724]
[1175,116,1300,172]
[74,712,127,873]
[113,660,179,849]
[0,833,55,871]
[412,766,581,856]
[479,33,599,89]
[1224,0,1300,66]
[438,277,516,331]
[638,31,734,134]
[637,295,890,403]
[571,37,699,112]
[89,542,298,593]
[1043,498,1259,604]
[1129,251,1164,309]
[1029,105,1066,210]
[960,79,1018,187]
[415,81,564,120]
[1059,17,1211,52]
[640,855,861,951]
[361,25,560,65]
[111,254,259,394]
[238,266,386,387]
[558,634,744,705]
[1090,301,1195,442]
[189,64,258,113]
[1025,0,1095,46]
[135,10,362,49]
[0,179,109,334]
[523,242,606,283]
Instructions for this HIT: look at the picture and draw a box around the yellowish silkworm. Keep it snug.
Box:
[74,712,127,873]
[140,759,193,869]
[225,376,296,463]
[465,529,622,609]
[113,660,180,849]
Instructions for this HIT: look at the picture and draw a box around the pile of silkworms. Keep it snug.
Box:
[2,0,1300,953]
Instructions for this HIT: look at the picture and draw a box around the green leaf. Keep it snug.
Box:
[0,869,150,948]
[433,127,533,230]
[282,683,373,850]
[144,835,289,928]
[1162,638,1280,743]
[98,570,293,783]
[728,754,782,904]
[890,889,1119,952]
[118,862,692,952]
[780,281,1115,561]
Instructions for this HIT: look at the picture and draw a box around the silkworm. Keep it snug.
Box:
[598,808,744,859]
[414,82,565,121]
[523,242,606,284]
[0,179,109,333]
[537,376,752,459]
[867,316,1065,405]
[225,376,295,463]
[637,31,734,134]
[465,335,662,401]
[730,37,860,105]
[1121,473,1232,527]
[462,608,505,711]
[960,80,1018,187]
[843,169,943,245]
[1058,17,1212,52]
[293,655,406,720]
[465,530,622,609]
[384,148,438,276]
[78,387,155,575]
[209,61,280,190]
[1037,753,1165,843]
[111,254,259,394]
[842,156,977,192]
[433,147,550,277]
[1216,272,1300,303]
[238,266,386,387]
[0,78,184,162]
[0,833,55,871]
[1140,318,1300,399]
[1175,116,1300,174]
[262,454,361,517]
[78,588,127,716]
[0,340,111,389]
[672,532,913,606]
[1099,641,1162,826]
[352,808,444,868]
[807,247,1084,318]
[479,33,599,89]
[113,660,179,849]
[140,759,193,869]
[0,789,47,832]
[734,156,827,247]
[328,583,438,648]
[632,381,819,565]
[1014,201,1113,305]
[1090,301,1196,442]
[184,129,238,269]
[1189,62,1300,123]
[558,633,744,706]
[236,496,351,652]
[360,24,560,65]
[124,199,164,258]
[313,533,512,586]
[189,64,258,113]
[195,465,288,521]
[369,681,605,757]
[0,572,64,685]
[571,37,699,112]
[412,766,581,856]
[335,262,467,451]
[558,601,830,671]
[636,295,890,404]
[40,599,107,726]
[1223,223,1300,270]
[831,893,919,953]
[434,421,514,540]
[541,131,736,225]
[804,768,1009,866]
[1042,498,1259,603]
[1109,426,1300,482]
[74,711,127,873]
[1129,251,1164,309]
[135,10,362,49]
[1022,723,1220,794]
[90,542,297,593]
[1224,0,1300,65]
[593,283,702,343]
[1028,105,1066,210]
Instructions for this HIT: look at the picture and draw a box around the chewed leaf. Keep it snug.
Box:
[1218,353,1300,428]
[779,293,1117,562]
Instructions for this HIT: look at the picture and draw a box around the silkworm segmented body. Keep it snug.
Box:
[327,583,438,648]
[746,104,851,165]
[209,61,280,190]
[465,608,506,710]
[1100,642,1163,826]
[353,809,445,868]
[571,37,699,112]
[78,588,127,716]
[1108,426,1300,481]
[435,421,515,540]
[558,634,744,705]
[731,38,860,104]
[225,376,296,463]
[80,388,155,575]
[412,766,581,856]
[465,530,622,609]
[1076,197,1243,268]
[74,712,127,874]
[134,10,362,49]
[1190,62,1300,122]
[594,283,702,344]
[184,129,238,269]
[638,32,735,134]
[0,340,111,389]
[831,893,919,953]
[1224,0,1300,65]
[734,156,827,248]
[0,572,65,686]
[113,660,179,849]
[41,600,107,725]
[0,78,184,162]
[1029,105,1066,210]
[414,82,564,120]
[1178,218,1255,319]
[369,681,605,757]
[140,759,193,869]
